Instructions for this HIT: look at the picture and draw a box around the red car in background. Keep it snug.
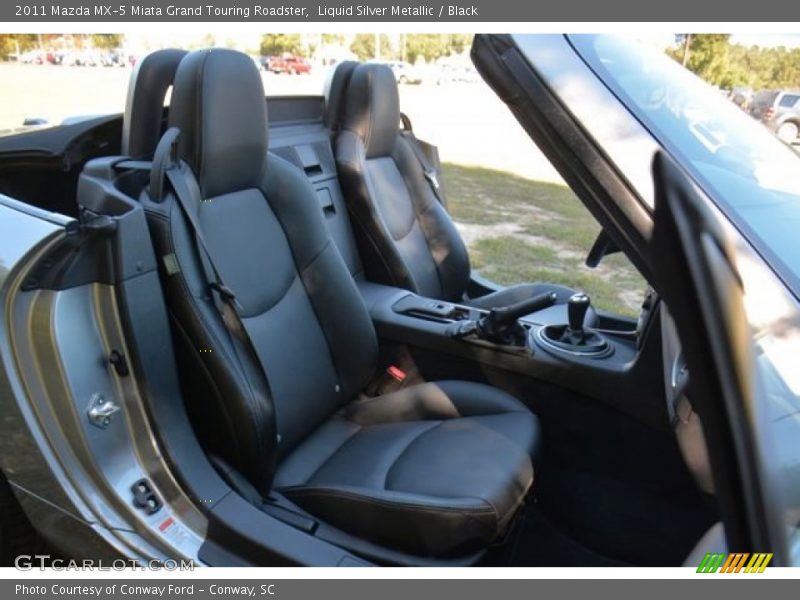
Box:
[267,54,311,74]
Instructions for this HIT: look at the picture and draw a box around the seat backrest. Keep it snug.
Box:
[141,49,378,493]
[323,60,359,130]
[122,48,187,159]
[335,63,470,302]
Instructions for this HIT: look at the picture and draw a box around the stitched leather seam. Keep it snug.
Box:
[365,68,375,156]
[242,270,299,319]
[300,237,333,273]
[195,51,209,190]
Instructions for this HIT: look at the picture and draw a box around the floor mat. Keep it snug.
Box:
[535,468,715,566]
[483,503,631,567]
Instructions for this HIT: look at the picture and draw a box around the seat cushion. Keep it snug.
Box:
[274,381,539,557]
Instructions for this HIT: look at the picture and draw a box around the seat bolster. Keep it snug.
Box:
[392,138,472,301]
[323,60,359,129]
[280,484,500,557]
[336,130,422,293]
[142,192,278,494]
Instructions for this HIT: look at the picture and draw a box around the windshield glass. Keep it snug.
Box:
[571,35,800,296]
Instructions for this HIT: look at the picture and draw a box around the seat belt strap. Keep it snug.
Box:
[150,128,264,389]
[399,112,446,208]
[165,168,244,312]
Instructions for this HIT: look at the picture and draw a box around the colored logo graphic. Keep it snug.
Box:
[697,553,773,573]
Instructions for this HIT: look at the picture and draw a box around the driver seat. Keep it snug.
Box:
[141,48,541,559]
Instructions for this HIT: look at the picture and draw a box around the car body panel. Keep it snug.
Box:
[0,196,207,563]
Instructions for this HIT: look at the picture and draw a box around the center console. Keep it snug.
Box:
[359,280,662,417]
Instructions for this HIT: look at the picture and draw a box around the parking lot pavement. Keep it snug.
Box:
[0,63,565,184]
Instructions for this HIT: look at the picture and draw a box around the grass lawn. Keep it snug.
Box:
[442,163,647,317]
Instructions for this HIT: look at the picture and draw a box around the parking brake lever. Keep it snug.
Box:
[475,291,558,345]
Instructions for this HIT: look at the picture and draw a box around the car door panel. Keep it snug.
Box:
[650,150,785,562]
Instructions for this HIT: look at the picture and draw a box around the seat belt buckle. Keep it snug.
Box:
[387,365,407,382]
[210,282,244,312]
[424,169,440,191]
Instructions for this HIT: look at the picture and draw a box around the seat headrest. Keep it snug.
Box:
[122,48,187,159]
[341,63,400,158]
[323,60,359,130]
[168,48,268,198]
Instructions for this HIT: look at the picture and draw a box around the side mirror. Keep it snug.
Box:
[585,229,620,268]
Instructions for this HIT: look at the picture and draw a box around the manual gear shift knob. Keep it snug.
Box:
[568,293,591,332]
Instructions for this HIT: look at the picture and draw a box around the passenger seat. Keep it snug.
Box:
[141,49,541,559]
[335,63,582,313]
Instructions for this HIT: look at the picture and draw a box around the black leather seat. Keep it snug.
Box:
[142,49,540,558]
[335,63,581,314]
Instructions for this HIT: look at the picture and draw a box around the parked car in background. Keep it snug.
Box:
[435,64,481,85]
[18,50,44,64]
[256,55,270,71]
[60,50,101,67]
[99,50,126,67]
[379,60,423,84]
[267,54,311,74]
[749,89,800,144]
[729,86,752,110]
[44,51,64,65]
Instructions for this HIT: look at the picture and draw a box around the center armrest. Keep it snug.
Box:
[357,280,414,314]
[356,280,474,344]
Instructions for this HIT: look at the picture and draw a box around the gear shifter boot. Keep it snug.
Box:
[540,324,609,353]
[537,293,611,357]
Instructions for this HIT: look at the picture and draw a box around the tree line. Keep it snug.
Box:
[260,33,473,63]
[669,34,800,90]
[0,34,123,59]
[1,32,473,64]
